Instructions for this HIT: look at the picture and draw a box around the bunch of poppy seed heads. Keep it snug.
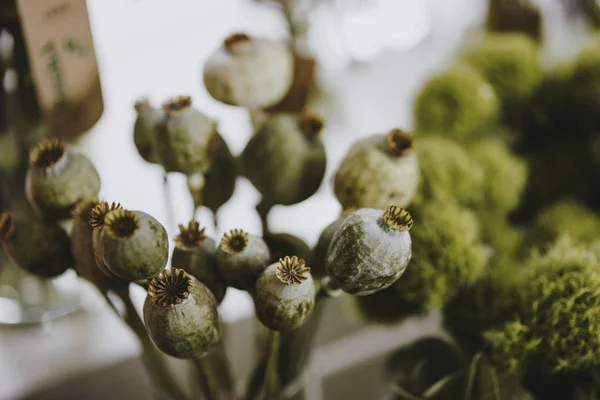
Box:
[0,32,418,399]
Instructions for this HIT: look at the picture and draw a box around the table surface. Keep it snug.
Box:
[0,0,495,398]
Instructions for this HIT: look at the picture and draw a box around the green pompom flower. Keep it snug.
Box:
[484,237,600,374]
[412,135,484,208]
[414,64,499,142]
[393,202,488,310]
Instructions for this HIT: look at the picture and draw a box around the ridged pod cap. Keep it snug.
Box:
[25,138,101,221]
[144,268,221,359]
[334,129,419,210]
[203,33,294,109]
[133,98,165,164]
[216,229,270,291]
[0,212,72,278]
[325,206,413,296]
[154,96,217,174]
[172,221,227,304]
[254,256,315,331]
[240,112,326,207]
[94,208,168,281]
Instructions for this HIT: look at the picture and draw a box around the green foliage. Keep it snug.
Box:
[412,135,485,208]
[414,64,499,142]
[394,202,488,310]
[484,237,600,375]
[462,34,541,117]
[529,200,600,249]
[469,139,528,213]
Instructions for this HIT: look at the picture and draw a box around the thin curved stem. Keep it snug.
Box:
[115,287,188,400]
[191,336,235,400]
[256,200,272,236]
[264,330,281,399]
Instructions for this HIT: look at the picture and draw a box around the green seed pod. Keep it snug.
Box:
[154,96,217,174]
[529,200,600,249]
[325,205,413,296]
[203,33,294,109]
[172,221,227,304]
[240,112,326,208]
[411,135,484,208]
[25,138,101,221]
[462,33,541,122]
[334,129,420,210]
[94,208,168,281]
[264,231,312,267]
[254,256,315,331]
[187,132,237,216]
[469,139,528,213]
[311,208,357,280]
[144,268,221,359]
[0,212,72,278]
[413,64,499,142]
[133,98,164,164]
[216,229,270,291]
[395,202,487,310]
[71,199,128,291]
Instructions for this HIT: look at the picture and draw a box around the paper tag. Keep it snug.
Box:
[16,0,103,139]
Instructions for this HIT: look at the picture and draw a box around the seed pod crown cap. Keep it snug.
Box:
[162,95,193,116]
[276,256,310,286]
[148,268,193,308]
[220,229,249,254]
[224,32,252,53]
[386,129,414,157]
[298,112,324,138]
[29,138,65,169]
[174,220,206,251]
[103,209,141,240]
[382,206,413,232]
[89,201,123,228]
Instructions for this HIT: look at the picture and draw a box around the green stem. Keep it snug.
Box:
[115,288,188,400]
[264,330,281,399]
[256,200,272,236]
[191,336,235,400]
[278,1,297,50]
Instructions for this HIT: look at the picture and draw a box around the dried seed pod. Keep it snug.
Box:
[172,221,227,304]
[154,96,217,174]
[311,208,357,280]
[334,129,419,210]
[203,33,294,109]
[71,199,128,291]
[216,229,270,291]
[144,268,221,359]
[254,256,315,331]
[414,64,499,142]
[264,231,312,266]
[187,132,237,216]
[95,208,168,281]
[133,98,164,164]
[240,112,326,208]
[0,212,72,278]
[25,138,101,221]
[325,206,413,296]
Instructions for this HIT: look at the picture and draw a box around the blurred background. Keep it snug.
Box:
[1,0,599,399]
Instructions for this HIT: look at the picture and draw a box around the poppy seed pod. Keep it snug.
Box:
[240,112,326,208]
[133,98,164,164]
[325,206,413,296]
[414,64,499,142]
[172,221,227,304]
[216,229,270,291]
[254,256,316,331]
[71,199,128,291]
[203,33,294,109]
[94,208,168,281]
[89,201,124,279]
[187,132,237,216]
[154,96,217,174]
[312,208,357,280]
[144,268,221,359]
[334,129,419,210]
[0,212,72,278]
[25,138,101,221]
